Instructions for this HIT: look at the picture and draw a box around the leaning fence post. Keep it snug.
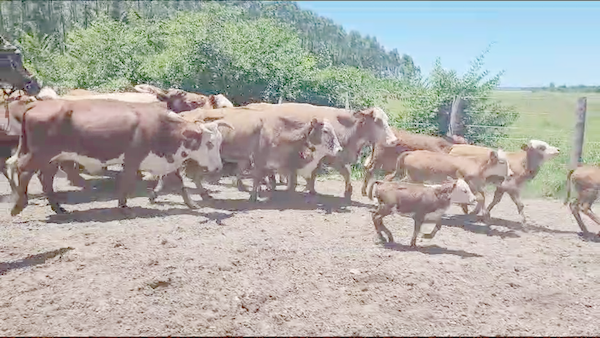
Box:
[570,97,587,169]
[448,96,465,138]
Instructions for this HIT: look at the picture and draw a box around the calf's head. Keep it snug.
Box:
[180,119,234,172]
[158,89,209,113]
[307,118,343,159]
[522,139,560,162]
[351,107,398,146]
[480,149,510,178]
[433,176,477,205]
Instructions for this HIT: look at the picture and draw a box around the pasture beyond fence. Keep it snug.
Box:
[344,91,600,199]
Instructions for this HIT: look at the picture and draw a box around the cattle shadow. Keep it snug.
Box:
[484,216,579,235]
[157,190,373,214]
[577,232,600,243]
[0,247,74,275]
[44,206,218,224]
[442,214,521,239]
[382,242,483,258]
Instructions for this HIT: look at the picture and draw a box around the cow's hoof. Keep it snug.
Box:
[51,205,68,214]
[200,193,213,201]
[184,200,200,209]
[10,205,24,217]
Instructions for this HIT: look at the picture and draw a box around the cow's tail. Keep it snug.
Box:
[363,145,375,169]
[367,179,382,200]
[564,168,576,205]
[387,151,410,181]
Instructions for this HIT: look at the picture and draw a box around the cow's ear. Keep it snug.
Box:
[520,143,529,151]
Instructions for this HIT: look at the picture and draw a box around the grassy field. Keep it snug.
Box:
[379,90,600,199]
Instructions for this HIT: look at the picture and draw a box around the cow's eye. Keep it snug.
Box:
[206,141,214,149]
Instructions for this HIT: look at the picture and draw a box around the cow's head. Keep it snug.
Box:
[209,94,234,109]
[23,77,41,97]
[433,175,477,205]
[306,117,343,159]
[160,89,208,113]
[480,149,511,179]
[352,107,398,146]
[181,119,234,172]
[521,139,560,161]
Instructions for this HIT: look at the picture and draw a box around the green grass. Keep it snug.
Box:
[352,90,600,200]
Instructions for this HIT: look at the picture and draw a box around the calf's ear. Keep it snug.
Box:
[520,143,529,151]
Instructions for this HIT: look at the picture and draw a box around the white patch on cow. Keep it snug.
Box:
[37,87,59,100]
[528,139,560,160]
[189,121,225,173]
[372,107,397,145]
[50,152,111,175]
[296,119,342,180]
[496,148,514,177]
[214,94,234,108]
[139,146,187,176]
[425,178,476,205]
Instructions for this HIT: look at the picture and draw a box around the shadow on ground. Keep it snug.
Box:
[383,242,483,258]
[0,247,74,275]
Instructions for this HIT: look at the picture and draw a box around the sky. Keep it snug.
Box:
[296,1,600,88]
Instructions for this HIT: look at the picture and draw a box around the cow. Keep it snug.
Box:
[361,128,469,196]
[448,139,560,224]
[367,176,477,247]
[243,102,398,200]
[385,149,510,219]
[147,106,342,202]
[10,99,232,216]
[564,164,600,236]
[134,84,234,112]
[248,116,343,201]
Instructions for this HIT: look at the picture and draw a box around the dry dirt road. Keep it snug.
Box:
[0,170,599,336]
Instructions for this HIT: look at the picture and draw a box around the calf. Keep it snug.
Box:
[11,99,231,216]
[564,164,600,235]
[386,149,509,218]
[361,128,468,196]
[249,116,342,201]
[450,140,560,224]
[367,177,476,246]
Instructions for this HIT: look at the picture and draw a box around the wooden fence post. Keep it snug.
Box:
[345,92,350,110]
[448,96,465,137]
[570,97,587,169]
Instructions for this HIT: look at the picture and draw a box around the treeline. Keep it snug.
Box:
[0,0,419,81]
[532,84,600,93]
[0,0,517,147]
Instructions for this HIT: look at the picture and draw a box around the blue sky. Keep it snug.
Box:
[296,1,600,88]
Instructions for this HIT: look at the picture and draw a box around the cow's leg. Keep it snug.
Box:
[278,174,287,185]
[371,205,394,243]
[235,160,250,192]
[410,214,425,247]
[117,157,142,209]
[422,216,443,240]
[11,166,36,217]
[174,169,199,209]
[59,161,90,189]
[39,163,66,214]
[469,189,486,216]
[507,190,526,224]
[148,175,165,204]
[249,168,263,202]
[304,169,318,195]
[0,159,17,196]
[484,187,505,219]
[569,199,590,234]
[331,162,352,200]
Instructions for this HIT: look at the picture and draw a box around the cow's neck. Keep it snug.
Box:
[342,118,368,161]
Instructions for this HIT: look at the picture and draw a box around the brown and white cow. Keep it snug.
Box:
[361,128,469,196]
[385,149,510,218]
[243,102,398,200]
[10,99,231,216]
[564,164,600,236]
[448,139,560,223]
[134,84,234,112]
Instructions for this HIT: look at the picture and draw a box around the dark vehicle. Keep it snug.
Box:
[0,35,40,97]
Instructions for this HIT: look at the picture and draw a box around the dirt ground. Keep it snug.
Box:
[0,169,599,336]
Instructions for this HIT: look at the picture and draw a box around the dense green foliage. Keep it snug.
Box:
[1,0,517,149]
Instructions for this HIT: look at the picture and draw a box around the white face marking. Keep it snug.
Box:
[496,148,514,177]
[529,139,560,160]
[372,107,398,145]
[215,94,234,108]
[451,178,477,204]
[187,122,224,173]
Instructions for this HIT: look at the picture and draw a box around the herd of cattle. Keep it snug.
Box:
[1,84,600,247]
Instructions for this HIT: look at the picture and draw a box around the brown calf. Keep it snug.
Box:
[367,177,476,247]
[564,164,600,235]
